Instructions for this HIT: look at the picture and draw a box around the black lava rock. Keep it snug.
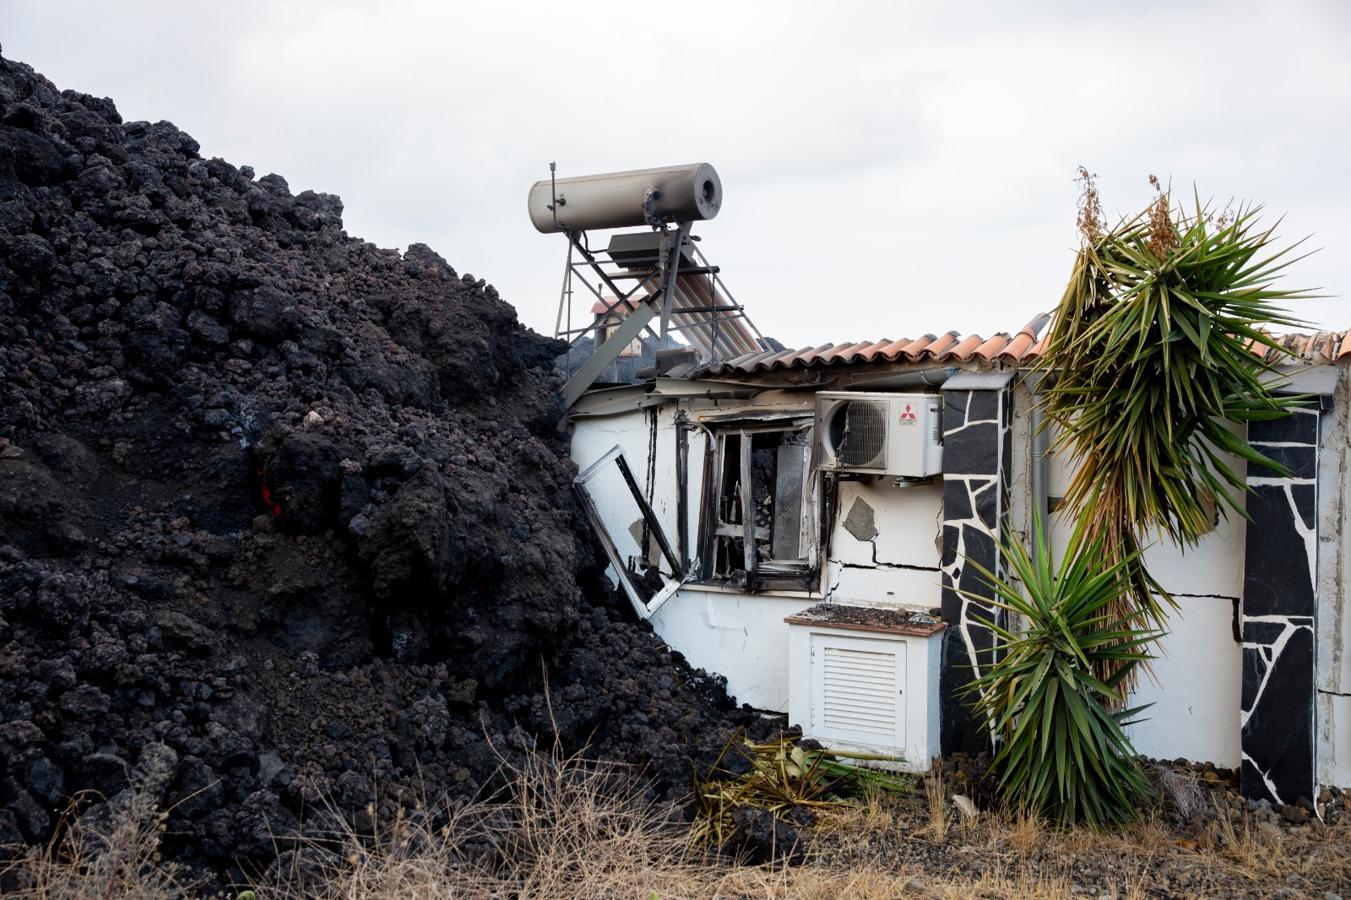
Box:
[0,48,765,893]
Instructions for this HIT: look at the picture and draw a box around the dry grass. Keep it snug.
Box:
[3,786,194,900]
[921,770,948,844]
[814,790,898,836]
[1151,765,1204,821]
[9,750,1351,899]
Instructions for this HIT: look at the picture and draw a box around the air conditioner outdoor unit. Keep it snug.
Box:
[814,391,942,478]
[784,605,944,772]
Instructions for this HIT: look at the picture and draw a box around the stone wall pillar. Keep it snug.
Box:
[1241,404,1322,805]
[939,372,1013,754]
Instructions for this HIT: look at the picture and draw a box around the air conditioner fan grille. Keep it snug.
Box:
[831,400,887,468]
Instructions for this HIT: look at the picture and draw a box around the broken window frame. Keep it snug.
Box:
[693,415,822,593]
[574,445,685,620]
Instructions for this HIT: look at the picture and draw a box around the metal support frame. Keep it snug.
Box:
[553,219,767,408]
[561,300,658,408]
[559,223,695,407]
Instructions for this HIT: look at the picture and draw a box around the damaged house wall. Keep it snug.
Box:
[570,389,946,712]
[568,360,1351,795]
[825,482,943,610]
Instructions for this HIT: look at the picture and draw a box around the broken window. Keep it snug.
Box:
[698,421,820,591]
[574,446,684,619]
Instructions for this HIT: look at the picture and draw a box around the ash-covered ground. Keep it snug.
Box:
[0,48,763,889]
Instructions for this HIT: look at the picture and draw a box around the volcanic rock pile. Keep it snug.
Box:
[0,49,757,888]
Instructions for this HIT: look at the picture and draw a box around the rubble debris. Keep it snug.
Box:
[0,49,765,892]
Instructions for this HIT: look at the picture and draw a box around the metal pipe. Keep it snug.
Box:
[1027,370,1050,537]
[844,366,957,390]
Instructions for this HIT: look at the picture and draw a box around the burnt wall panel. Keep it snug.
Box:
[1241,409,1320,805]
[939,384,1010,754]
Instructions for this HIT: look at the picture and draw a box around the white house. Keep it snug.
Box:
[566,318,1351,809]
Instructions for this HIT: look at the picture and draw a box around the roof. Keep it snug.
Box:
[684,314,1351,379]
[1261,330,1351,365]
[689,314,1053,377]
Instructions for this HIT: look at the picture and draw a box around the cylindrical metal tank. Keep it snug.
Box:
[528,163,722,233]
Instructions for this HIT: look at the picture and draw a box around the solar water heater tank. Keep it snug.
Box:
[527,163,722,233]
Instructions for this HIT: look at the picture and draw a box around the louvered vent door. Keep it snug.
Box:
[809,633,905,750]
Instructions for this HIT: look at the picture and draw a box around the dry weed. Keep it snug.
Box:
[1,786,193,900]
[261,746,707,899]
[1001,808,1045,855]
[1209,805,1287,880]
[11,748,1351,899]
[1151,765,1204,821]
[922,770,948,844]
[815,791,897,836]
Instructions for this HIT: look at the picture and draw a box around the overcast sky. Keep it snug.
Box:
[6,1,1350,348]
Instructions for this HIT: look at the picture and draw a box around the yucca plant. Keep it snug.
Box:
[964,515,1160,827]
[1034,177,1315,643]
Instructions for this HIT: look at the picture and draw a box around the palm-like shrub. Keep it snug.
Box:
[1034,185,1313,639]
[965,516,1160,827]
[965,178,1312,828]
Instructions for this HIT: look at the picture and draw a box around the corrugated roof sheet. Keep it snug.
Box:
[683,314,1351,379]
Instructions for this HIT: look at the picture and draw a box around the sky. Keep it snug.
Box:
[5,1,1351,349]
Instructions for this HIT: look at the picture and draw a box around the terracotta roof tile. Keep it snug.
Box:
[972,334,1010,361]
[921,332,960,359]
[1000,330,1036,361]
[872,338,914,360]
[941,333,985,362]
[681,314,1350,379]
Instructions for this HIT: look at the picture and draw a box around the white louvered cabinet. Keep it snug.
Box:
[785,606,944,773]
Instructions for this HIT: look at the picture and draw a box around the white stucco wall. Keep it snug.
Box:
[650,587,805,710]
[1042,428,1245,768]
[825,480,944,611]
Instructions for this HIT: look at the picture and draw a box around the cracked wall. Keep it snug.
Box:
[1041,417,1247,768]
[823,483,943,609]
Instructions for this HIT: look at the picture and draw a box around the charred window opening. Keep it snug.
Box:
[700,421,819,592]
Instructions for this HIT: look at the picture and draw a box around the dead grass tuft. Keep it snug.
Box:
[1151,765,1204,821]
[922,769,948,844]
[2,786,193,900]
[1209,803,1288,879]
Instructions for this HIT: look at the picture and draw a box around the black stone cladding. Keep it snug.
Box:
[1240,411,1321,806]
[938,385,1009,755]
